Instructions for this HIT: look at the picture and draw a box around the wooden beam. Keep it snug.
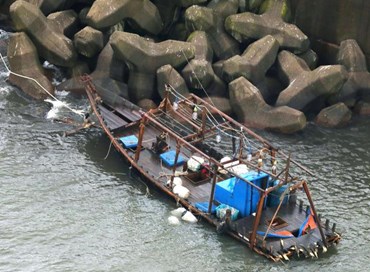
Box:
[208,164,218,214]
[249,192,267,248]
[302,181,328,247]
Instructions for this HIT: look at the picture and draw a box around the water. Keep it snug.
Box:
[1,43,370,272]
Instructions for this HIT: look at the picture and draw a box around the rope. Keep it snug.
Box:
[0,52,84,117]
[104,138,114,160]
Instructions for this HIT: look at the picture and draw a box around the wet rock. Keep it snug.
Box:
[297,49,318,70]
[78,7,89,26]
[276,51,348,112]
[90,43,128,82]
[202,96,232,115]
[222,35,279,84]
[56,61,90,94]
[137,98,157,110]
[338,39,367,72]
[229,77,306,134]
[182,30,226,96]
[259,0,292,22]
[7,32,53,100]
[110,31,195,102]
[205,75,227,97]
[255,75,284,105]
[176,0,208,7]
[74,26,104,58]
[246,0,264,12]
[10,0,76,67]
[86,0,163,35]
[157,64,189,101]
[182,31,214,90]
[277,50,310,86]
[47,9,78,38]
[152,0,178,35]
[212,60,224,79]
[167,21,189,41]
[315,103,352,127]
[225,0,309,53]
[187,31,213,61]
[27,0,70,15]
[329,40,370,106]
[185,1,240,60]
[354,100,370,115]
[182,59,214,90]
[94,78,129,100]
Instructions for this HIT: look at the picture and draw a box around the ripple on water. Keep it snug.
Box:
[1,87,370,271]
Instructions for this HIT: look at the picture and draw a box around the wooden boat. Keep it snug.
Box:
[82,75,341,262]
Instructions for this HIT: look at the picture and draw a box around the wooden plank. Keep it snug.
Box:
[115,105,142,122]
[98,105,128,130]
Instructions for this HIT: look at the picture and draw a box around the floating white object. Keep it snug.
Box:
[170,207,186,217]
[173,185,190,199]
[181,211,198,223]
[187,155,205,172]
[168,215,180,225]
[166,177,183,187]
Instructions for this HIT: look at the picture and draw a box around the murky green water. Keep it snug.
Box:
[1,37,369,272]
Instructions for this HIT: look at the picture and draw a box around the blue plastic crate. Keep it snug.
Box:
[119,135,138,149]
[215,204,239,221]
[195,202,217,213]
[214,171,269,217]
[159,150,186,167]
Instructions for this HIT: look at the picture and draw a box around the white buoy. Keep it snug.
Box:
[171,207,186,217]
[173,185,190,199]
[181,211,198,223]
[168,215,180,225]
[166,177,183,187]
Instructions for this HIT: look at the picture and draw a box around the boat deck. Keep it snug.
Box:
[83,78,341,262]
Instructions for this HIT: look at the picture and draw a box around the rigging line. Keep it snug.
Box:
[154,115,188,138]
[155,112,194,136]
[179,50,232,128]
[168,92,288,168]
[168,78,263,150]
[169,83,269,153]
[104,138,114,160]
[0,52,84,117]
[167,87,227,131]
[158,108,194,134]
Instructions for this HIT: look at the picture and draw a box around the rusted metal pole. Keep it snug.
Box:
[170,141,181,187]
[208,164,218,214]
[279,151,315,177]
[302,181,328,247]
[134,119,146,162]
[191,94,317,178]
[284,153,291,184]
[250,192,266,248]
[263,193,285,240]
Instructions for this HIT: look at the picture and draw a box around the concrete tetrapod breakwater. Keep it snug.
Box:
[2,0,370,133]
